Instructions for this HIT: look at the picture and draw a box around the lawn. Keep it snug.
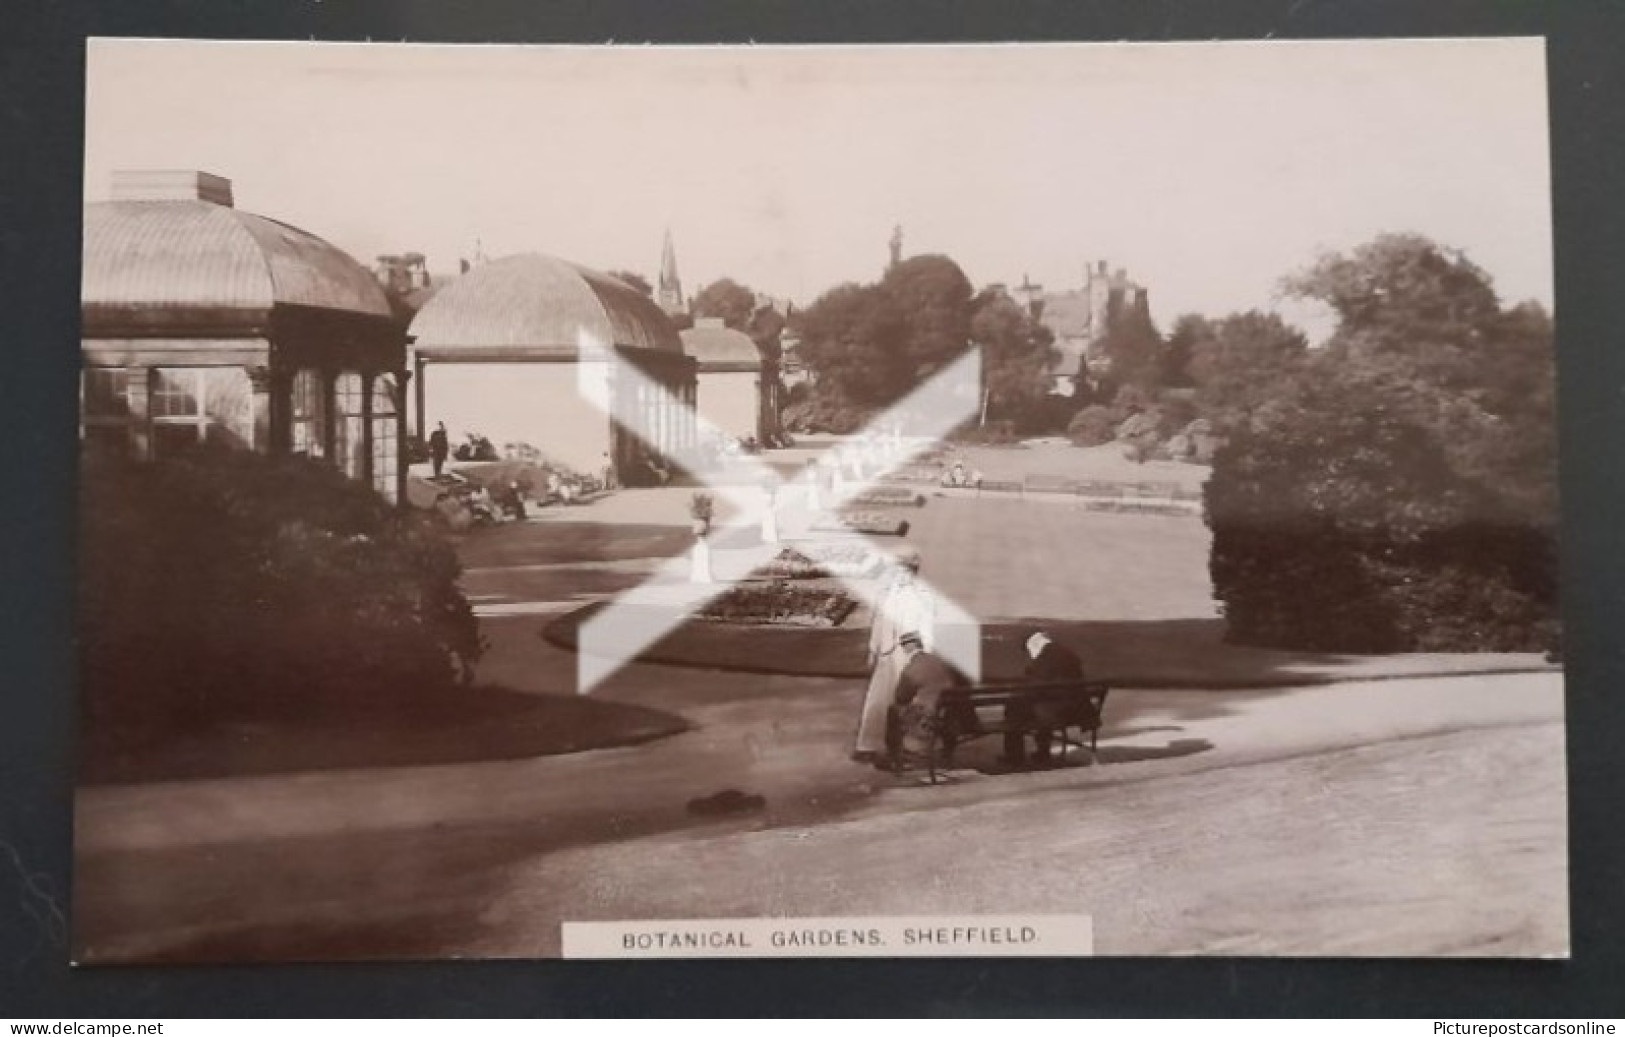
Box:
[539,491,1551,688]
[80,685,687,785]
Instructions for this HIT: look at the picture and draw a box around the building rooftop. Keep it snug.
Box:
[680,318,763,371]
[83,172,393,331]
[409,253,685,357]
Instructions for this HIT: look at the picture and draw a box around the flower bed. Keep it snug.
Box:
[847,486,926,508]
[759,544,881,580]
[696,581,859,627]
[1082,499,1198,517]
[812,512,911,537]
[878,467,943,485]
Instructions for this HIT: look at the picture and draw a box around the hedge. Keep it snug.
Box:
[1205,388,1558,654]
[80,450,484,740]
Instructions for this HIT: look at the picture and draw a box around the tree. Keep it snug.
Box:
[792,282,907,407]
[791,254,976,418]
[692,278,758,330]
[1207,235,1559,653]
[1283,235,1553,508]
[970,288,1058,427]
[1093,303,1163,395]
[606,270,654,297]
[1282,234,1501,367]
[1160,313,1217,388]
[880,255,975,382]
[1187,310,1310,433]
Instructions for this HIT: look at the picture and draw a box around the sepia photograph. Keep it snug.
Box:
[72,37,1564,963]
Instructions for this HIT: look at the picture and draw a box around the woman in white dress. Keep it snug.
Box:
[853,548,934,763]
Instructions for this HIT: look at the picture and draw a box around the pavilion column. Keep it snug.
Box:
[689,382,698,450]
[675,382,686,453]
[684,381,697,451]
[659,384,673,457]
[248,365,273,454]
[127,366,152,461]
[643,383,656,458]
[655,383,668,457]
[413,355,427,439]
[394,369,411,507]
[360,371,376,487]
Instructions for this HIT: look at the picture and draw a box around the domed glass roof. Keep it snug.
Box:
[82,199,393,328]
[409,253,685,356]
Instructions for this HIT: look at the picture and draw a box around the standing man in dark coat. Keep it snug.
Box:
[1003,629,1087,767]
[428,421,450,478]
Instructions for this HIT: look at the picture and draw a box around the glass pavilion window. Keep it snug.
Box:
[150,368,206,457]
[291,368,327,459]
[370,374,399,502]
[149,368,253,456]
[334,371,366,481]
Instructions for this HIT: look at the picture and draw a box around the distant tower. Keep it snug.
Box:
[888,224,904,270]
[658,229,685,315]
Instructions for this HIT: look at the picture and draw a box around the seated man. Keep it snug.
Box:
[495,480,528,520]
[885,632,976,769]
[1002,629,1087,768]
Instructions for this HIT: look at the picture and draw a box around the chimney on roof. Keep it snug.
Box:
[111,170,234,207]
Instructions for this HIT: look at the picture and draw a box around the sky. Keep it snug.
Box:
[84,39,1552,338]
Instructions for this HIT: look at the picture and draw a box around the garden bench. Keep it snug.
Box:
[922,680,1110,784]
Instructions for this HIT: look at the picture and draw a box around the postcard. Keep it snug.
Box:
[74,37,1564,962]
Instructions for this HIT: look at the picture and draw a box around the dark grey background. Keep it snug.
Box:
[3,0,1621,1017]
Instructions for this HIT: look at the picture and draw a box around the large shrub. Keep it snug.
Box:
[80,450,484,738]
[1206,377,1557,653]
[1066,405,1118,447]
[781,383,875,434]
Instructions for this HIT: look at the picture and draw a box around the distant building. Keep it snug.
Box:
[375,251,456,323]
[81,169,409,501]
[407,252,697,482]
[1036,260,1151,395]
[375,252,431,295]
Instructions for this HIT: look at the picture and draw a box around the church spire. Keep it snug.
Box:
[658,229,684,315]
